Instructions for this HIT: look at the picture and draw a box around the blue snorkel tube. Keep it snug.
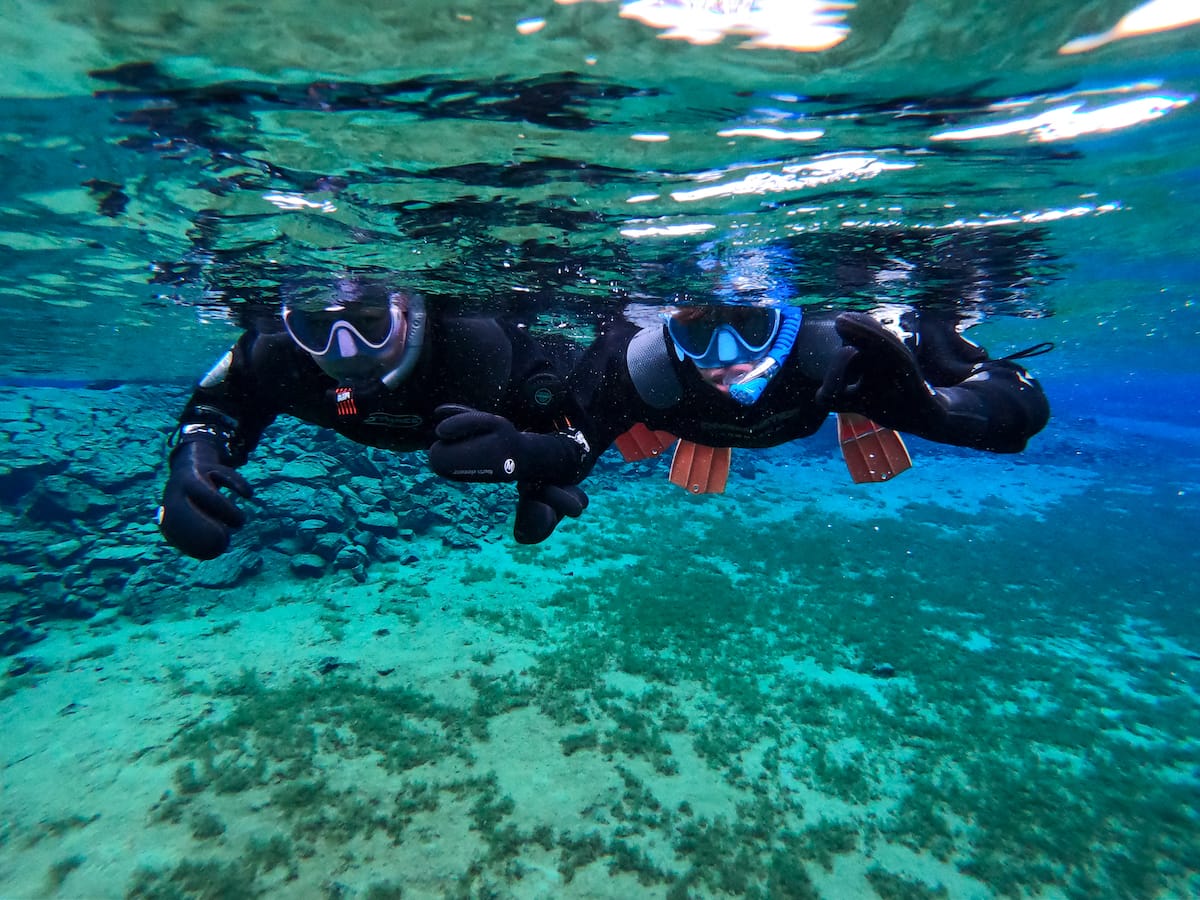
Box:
[728,305,802,405]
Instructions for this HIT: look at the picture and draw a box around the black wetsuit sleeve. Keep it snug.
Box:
[498,320,600,483]
[497,321,577,431]
[564,322,647,476]
[174,331,279,466]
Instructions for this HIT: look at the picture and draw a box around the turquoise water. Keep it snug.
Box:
[2,2,1199,898]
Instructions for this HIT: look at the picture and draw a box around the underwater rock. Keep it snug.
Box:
[0,560,39,591]
[405,471,441,495]
[0,440,55,467]
[0,386,520,633]
[92,543,150,566]
[312,533,344,561]
[0,459,64,508]
[0,624,46,657]
[371,541,411,564]
[26,474,118,522]
[334,545,369,583]
[125,565,165,591]
[87,608,122,630]
[290,553,327,577]
[76,583,113,604]
[0,513,43,545]
[333,544,368,569]
[403,505,452,533]
[192,548,263,588]
[358,509,399,535]
[272,534,307,557]
[71,459,151,493]
[6,655,48,677]
[349,474,386,499]
[0,394,34,425]
[279,456,334,481]
[36,595,97,621]
[317,656,351,675]
[257,480,329,515]
[44,538,85,565]
[442,529,480,551]
[296,518,331,535]
[338,486,367,514]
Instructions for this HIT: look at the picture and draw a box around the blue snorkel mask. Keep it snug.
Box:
[668,306,782,368]
[667,304,802,404]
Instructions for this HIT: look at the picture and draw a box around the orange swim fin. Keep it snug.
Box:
[614,423,677,462]
[837,413,912,483]
[668,441,732,494]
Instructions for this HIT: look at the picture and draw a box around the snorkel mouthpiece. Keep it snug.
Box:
[729,370,773,405]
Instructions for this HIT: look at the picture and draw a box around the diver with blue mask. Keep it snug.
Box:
[616,301,1049,482]
[430,298,1051,501]
[158,278,592,560]
[430,236,1052,524]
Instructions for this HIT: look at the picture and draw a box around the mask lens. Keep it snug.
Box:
[666,316,722,358]
[723,307,778,351]
[667,307,781,364]
[284,304,397,355]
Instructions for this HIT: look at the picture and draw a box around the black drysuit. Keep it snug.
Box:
[563,310,1051,476]
[160,315,585,558]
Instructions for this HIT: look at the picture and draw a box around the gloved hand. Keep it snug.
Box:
[430,404,584,483]
[815,312,944,430]
[158,439,253,560]
[514,482,589,544]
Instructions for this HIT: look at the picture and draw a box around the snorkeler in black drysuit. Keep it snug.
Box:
[157,277,591,559]
[585,304,1048,456]
[429,302,1050,497]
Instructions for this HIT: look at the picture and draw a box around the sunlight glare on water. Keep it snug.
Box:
[0,0,1196,381]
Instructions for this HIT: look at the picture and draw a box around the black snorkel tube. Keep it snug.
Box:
[380,292,427,389]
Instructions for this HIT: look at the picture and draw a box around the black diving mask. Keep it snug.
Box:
[282,302,402,358]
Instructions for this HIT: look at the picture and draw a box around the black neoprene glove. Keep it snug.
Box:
[815,312,945,431]
[429,404,587,484]
[514,482,589,544]
[158,439,253,560]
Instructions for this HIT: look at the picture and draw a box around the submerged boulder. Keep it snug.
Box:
[0,624,46,657]
[26,474,118,522]
[192,548,264,589]
[290,554,327,578]
[44,538,84,566]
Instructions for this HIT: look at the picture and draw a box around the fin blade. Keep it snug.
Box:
[837,413,912,484]
[615,423,678,462]
[669,441,731,494]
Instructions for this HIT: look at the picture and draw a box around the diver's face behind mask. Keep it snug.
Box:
[667,305,781,368]
[283,291,414,383]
